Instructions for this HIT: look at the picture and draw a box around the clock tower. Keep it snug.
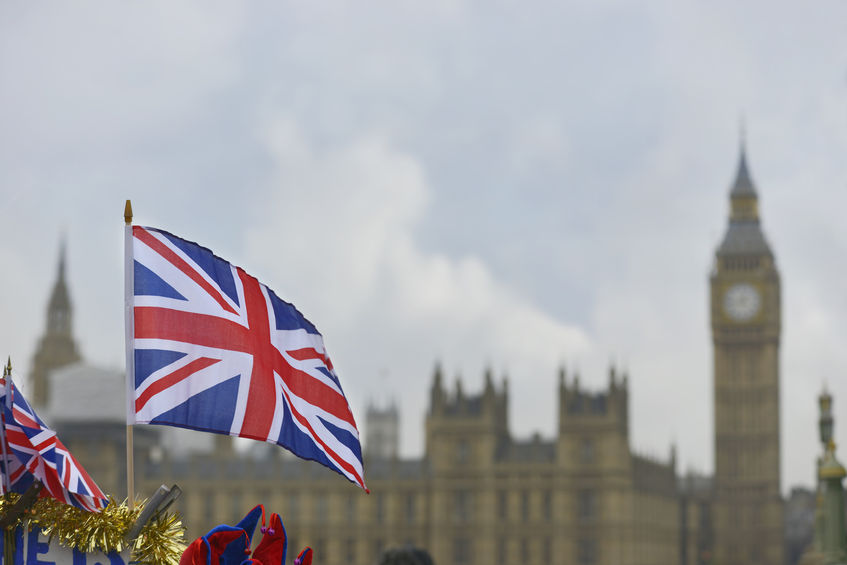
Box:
[710,144,783,565]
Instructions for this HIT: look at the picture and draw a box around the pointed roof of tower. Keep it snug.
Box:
[716,141,773,257]
[58,238,66,279]
[730,144,757,198]
[48,239,71,313]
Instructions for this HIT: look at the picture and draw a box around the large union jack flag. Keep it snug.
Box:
[0,378,108,512]
[129,226,366,490]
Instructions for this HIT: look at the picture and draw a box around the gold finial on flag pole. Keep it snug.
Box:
[124,200,133,226]
[5,357,10,377]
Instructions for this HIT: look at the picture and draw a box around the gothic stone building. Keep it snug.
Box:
[108,367,681,565]
[29,143,784,565]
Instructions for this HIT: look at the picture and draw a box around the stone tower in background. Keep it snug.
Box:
[365,400,400,460]
[710,143,784,565]
[30,241,81,407]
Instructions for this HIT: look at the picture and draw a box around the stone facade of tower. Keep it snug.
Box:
[710,146,784,565]
[30,243,81,408]
[365,401,400,460]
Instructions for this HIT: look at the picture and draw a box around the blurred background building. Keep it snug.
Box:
[26,145,825,565]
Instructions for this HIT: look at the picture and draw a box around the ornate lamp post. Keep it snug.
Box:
[817,390,847,565]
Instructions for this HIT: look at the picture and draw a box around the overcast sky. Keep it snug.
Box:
[1,1,845,494]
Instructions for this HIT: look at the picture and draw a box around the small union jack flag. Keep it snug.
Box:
[0,378,108,512]
[129,226,366,491]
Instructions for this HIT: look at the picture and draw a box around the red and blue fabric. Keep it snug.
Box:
[0,378,107,512]
[292,548,312,565]
[130,226,367,491]
[181,526,251,565]
[181,505,310,565]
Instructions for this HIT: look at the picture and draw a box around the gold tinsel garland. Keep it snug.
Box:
[0,494,186,565]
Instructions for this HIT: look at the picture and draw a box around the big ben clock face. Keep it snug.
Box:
[723,283,761,321]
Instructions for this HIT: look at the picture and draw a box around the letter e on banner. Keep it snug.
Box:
[0,528,128,565]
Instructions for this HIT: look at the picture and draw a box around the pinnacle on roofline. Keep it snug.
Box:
[58,237,67,282]
[731,133,757,199]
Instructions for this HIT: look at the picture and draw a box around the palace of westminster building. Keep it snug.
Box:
[26,144,799,565]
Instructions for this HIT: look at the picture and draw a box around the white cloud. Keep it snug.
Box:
[245,118,595,451]
[0,3,244,166]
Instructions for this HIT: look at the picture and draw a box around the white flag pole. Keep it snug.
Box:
[0,358,12,494]
[124,200,136,509]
